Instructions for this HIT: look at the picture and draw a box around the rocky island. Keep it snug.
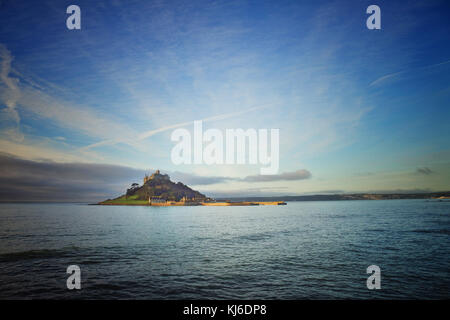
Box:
[99,170,286,206]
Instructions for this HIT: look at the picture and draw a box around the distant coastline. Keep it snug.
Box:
[215,192,450,202]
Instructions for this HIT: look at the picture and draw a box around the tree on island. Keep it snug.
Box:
[125,182,140,199]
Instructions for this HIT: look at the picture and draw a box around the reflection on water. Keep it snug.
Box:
[0,200,449,299]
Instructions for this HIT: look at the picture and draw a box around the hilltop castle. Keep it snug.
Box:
[143,169,170,184]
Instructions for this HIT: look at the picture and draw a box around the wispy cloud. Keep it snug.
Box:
[169,170,232,186]
[370,60,450,87]
[170,169,313,185]
[0,138,95,163]
[242,169,312,182]
[81,104,267,151]
[0,43,146,162]
[369,71,403,87]
[415,167,434,175]
[18,86,139,143]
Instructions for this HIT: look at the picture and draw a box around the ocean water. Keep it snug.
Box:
[0,200,448,299]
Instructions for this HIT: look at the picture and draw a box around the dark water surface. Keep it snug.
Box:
[0,200,448,299]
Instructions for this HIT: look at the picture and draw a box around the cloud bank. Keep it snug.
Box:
[0,153,145,202]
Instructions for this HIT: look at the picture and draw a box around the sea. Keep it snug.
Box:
[0,199,448,299]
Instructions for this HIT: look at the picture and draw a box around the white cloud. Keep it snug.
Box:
[0,44,22,142]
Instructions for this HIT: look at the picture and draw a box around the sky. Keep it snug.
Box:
[0,0,449,201]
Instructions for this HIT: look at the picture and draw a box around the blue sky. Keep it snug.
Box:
[0,0,449,198]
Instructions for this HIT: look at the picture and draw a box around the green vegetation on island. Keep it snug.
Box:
[100,195,149,205]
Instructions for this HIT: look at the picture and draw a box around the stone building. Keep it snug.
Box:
[143,169,170,184]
